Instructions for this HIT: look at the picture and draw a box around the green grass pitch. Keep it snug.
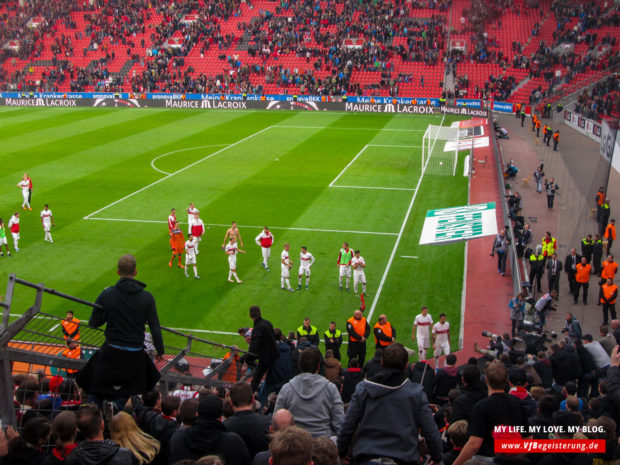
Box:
[0,107,469,361]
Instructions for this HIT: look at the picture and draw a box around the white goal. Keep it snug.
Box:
[421,125,461,176]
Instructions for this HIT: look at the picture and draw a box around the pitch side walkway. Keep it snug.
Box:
[498,115,608,339]
[459,122,514,362]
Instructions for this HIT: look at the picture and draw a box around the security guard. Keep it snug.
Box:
[346,310,370,366]
[604,217,615,253]
[542,232,557,264]
[324,321,343,360]
[61,311,80,341]
[535,119,542,138]
[544,102,551,118]
[601,278,618,324]
[545,126,553,146]
[542,124,548,142]
[581,234,594,263]
[574,257,592,305]
[373,314,396,350]
[62,339,82,376]
[557,102,563,113]
[531,114,538,132]
[593,234,604,275]
[553,130,560,151]
[520,109,526,126]
[515,102,522,118]
[296,317,319,346]
[529,245,545,293]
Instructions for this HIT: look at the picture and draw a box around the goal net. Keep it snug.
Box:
[421,125,461,176]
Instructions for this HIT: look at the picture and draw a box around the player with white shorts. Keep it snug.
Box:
[186,202,199,235]
[17,174,30,210]
[8,213,20,252]
[281,243,294,291]
[184,234,199,279]
[255,227,274,270]
[40,204,54,243]
[337,242,354,290]
[297,246,315,290]
[412,306,433,361]
[225,237,245,283]
[351,250,367,294]
[432,313,451,368]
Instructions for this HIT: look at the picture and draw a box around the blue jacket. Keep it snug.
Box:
[337,368,443,464]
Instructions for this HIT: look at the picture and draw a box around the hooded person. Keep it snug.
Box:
[274,346,344,438]
[168,394,250,464]
[337,343,443,465]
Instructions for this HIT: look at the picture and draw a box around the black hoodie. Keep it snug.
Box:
[91,278,164,353]
[65,440,133,465]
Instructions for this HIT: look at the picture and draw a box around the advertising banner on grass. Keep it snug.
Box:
[419,203,498,245]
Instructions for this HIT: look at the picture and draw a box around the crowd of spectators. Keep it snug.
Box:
[1,0,450,96]
[4,313,620,465]
[574,74,619,120]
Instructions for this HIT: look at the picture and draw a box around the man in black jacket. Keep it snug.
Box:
[168,395,250,464]
[564,249,582,297]
[244,305,279,392]
[450,364,486,422]
[224,382,271,459]
[78,254,164,410]
[66,404,133,465]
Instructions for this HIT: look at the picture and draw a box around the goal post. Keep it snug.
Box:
[421,125,461,176]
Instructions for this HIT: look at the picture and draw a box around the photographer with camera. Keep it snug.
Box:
[508,292,527,337]
[534,291,558,329]
[561,313,583,343]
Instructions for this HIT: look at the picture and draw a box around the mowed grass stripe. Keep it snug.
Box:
[2,111,264,238]
[0,108,180,158]
[0,108,107,139]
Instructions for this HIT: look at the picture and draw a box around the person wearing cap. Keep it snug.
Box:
[508,367,537,417]
[168,394,250,464]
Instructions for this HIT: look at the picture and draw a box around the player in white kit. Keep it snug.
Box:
[40,204,55,243]
[281,243,294,291]
[351,250,367,294]
[297,246,315,290]
[17,175,31,210]
[186,202,199,235]
[184,233,200,279]
[8,213,20,252]
[412,306,433,361]
[255,227,274,271]
[432,313,451,368]
[225,237,245,283]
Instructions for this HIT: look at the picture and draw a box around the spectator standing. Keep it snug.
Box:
[269,427,313,465]
[452,361,529,464]
[562,314,583,342]
[323,349,342,383]
[598,325,616,356]
[77,254,164,411]
[547,253,562,295]
[66,404,133,465]
[257,328,293,410]
[168,395,250,464]
[341,358,363,404]
[6,417,50,465]
[223,382,271,459]
[48,411,78,464]
[433,354,459,404]
[274,347,344,438]
[243,306,279,392]
[545,178,559,209]
[451,365,486,422]
[509,292,527,337]
[533,164,544,193]
[362,349,383,380]
[490,229,509,275]
[250,409,295,465]
[337,343,443,465]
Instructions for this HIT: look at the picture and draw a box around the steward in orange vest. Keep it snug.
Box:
[218,347,241,383]
[347,310,370,366]
[574,258,591,305]
[605,220,616,255]
[61,311,80,341]
[553,131,560,151]
[373,314,396,349]
[62,340,81,375]
[532,114,538,131]
[600,278,618,324]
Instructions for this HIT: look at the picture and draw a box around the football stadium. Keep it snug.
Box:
[0,0,619,463]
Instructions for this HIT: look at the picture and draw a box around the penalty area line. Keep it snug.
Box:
[331,185,416,191]
[84,217,399,236]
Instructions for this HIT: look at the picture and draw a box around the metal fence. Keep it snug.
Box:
[0,274,254,428]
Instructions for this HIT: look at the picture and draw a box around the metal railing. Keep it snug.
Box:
[0,274,255,427]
